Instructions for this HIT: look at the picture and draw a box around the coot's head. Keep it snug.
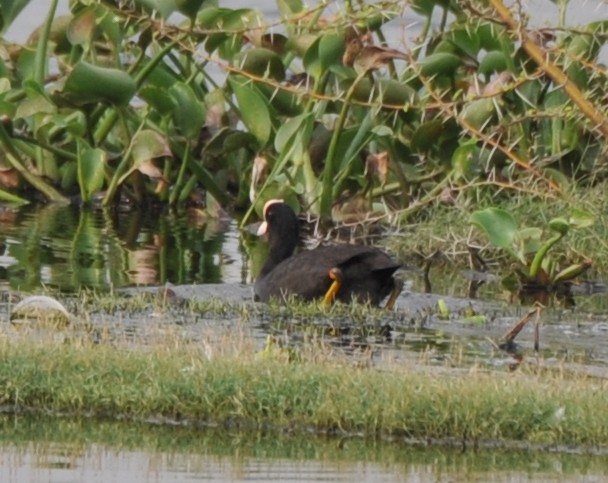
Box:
[257,200,299,271]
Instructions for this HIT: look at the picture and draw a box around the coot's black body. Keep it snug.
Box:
[254,200,400,305]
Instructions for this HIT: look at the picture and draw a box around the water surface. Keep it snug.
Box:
[2,416,608,483]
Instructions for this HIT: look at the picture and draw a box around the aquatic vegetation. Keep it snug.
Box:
[470,207,593,291]
[0,0,604,226]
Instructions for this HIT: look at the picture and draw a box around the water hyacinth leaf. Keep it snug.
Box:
[477,22,508,52]
[548,217,569,236]
[318,34,345,71]
[235,47,285,81]
[460,98,496,130]
[470,208,519,253]
[479,50,509,76]
[257,83,303,117]
[222,131,258,153]
[420,52,462,77]
[175,0,206,19]
[451,141,480,179]
[63,61,136,106]
[304,34,343,79]
[275,113,311,153]
[228,76,273,147]
[447,28,480,58]
[169,82,205,138]
[277,0,303,15]
[349,78,418,105]
[139,85,175,114]
[133,0,177,17]
[77,142,106,202]
[411,119,443,153]
[67,6,97,46]
[15,87,56,119]
[411,0,450,17]
[516,227,542,256]
[132,130,172,167]
[568,209,594,229]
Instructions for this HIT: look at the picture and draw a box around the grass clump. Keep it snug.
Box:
[0,331,607,449]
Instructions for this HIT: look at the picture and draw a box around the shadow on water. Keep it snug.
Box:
[1,415,608,482]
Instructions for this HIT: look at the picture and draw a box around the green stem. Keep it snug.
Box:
[0,125,68,203]
[529,233,564,279]
[319,72,366,221]
[93,39,179,145]
[102,112,139,206]
[33,0,59,84]
[169,141,191,205]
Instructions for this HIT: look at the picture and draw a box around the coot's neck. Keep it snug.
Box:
[260,209,299,277]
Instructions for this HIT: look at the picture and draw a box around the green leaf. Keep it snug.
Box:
[77,141,106,202]
[277,0,303,15]
[304,33,344,80]
[235,47,285,81]
[228,75,273,147]
[460,98,496,130]
[411,119,443,153]
[451,141,480,179]
[131,130,172,167]
[67,6,97,47]
[447,28,480,58]
[470,207,519,253]
[169,82,205,138]
[419,52,462,77]
[62,61,136,106]
[568,209,594,229]
[479,50,509,76]
[175,0,206,19]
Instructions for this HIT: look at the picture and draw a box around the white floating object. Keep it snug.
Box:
[10,295,71,325]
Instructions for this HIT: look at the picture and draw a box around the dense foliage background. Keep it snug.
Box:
[0,0,606,227]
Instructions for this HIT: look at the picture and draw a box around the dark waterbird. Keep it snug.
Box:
[254,200,402,307]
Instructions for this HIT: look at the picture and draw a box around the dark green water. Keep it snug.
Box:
[1,415,607,482]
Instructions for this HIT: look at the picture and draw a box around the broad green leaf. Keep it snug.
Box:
[169,82,205,138]
[470,207,518,252]
[133,0,177,17]
[451,141,480,179]
[447,28,480,58]
[479,51,509,76]
[131,130,172,167]
[62,61,136,106]
[277,0,304,15]
[175,0,206,19]
[235,47,285,81]
[228,75,273,147]
[349,78,418,105]
[139,85,175,114]
[304,33,344,79]
[67,7,97,47]
[257,83,303,117]
[548,217,569,236]
[460,98,496,129]
[568,209,594,229]
[77,142,106,202]
[411,119,443,153]
[419,52,462,77]
[274,113,311,153]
